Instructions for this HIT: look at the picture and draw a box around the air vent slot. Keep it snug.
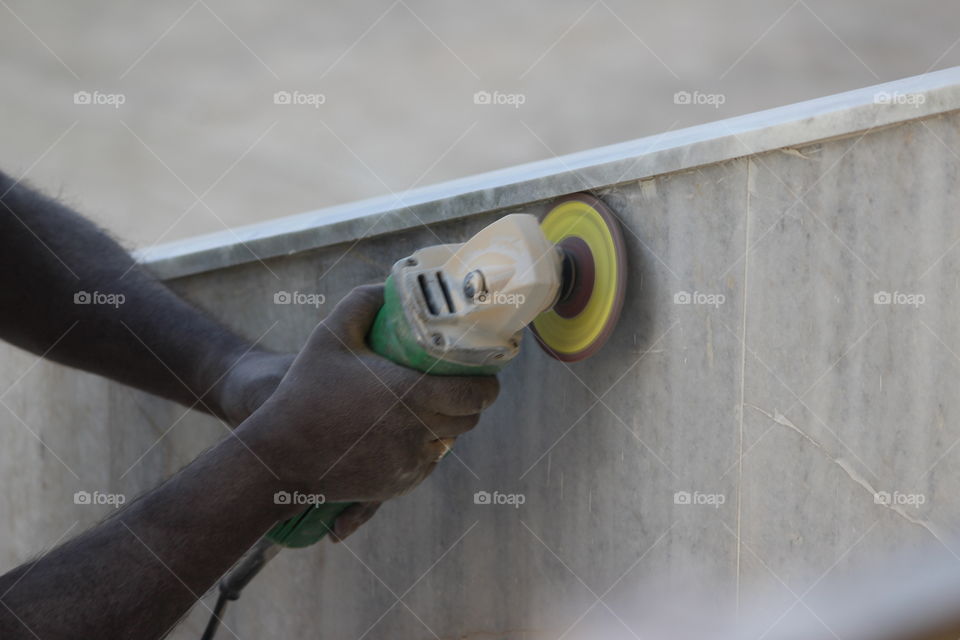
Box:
[418,273,440,316]
[436,271,456,313]
[418,272,457,316]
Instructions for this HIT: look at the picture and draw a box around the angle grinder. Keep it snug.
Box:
[202,192,628,638]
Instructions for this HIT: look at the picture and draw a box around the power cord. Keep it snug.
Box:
[200,538,279,640]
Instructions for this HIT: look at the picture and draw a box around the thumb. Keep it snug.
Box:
[318,284,385,349]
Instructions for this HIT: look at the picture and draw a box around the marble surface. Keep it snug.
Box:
[3,78,960,639]
[138,66,960,281]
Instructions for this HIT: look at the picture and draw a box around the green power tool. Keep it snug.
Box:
[202,193,627,639]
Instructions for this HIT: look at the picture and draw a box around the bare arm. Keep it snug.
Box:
[0,173,500,640]
[0,287,498,638]
[0,169,288,424]
[0,431,288,639]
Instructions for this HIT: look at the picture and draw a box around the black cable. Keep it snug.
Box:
[200,592,230,640]
[199,538,280,640]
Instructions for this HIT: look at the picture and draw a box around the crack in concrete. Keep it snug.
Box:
[746,404,949,544]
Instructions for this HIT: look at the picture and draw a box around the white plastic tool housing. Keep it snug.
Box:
[392,213,562,366]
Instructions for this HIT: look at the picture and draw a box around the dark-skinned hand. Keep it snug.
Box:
[234,285,499,540]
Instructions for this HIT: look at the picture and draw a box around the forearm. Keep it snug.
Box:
[0,285,500,639]
[0,430,288,639]
[0,170,259,417]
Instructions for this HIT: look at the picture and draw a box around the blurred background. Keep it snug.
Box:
[1,0,958,248]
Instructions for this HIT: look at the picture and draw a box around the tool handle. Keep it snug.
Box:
[267,276,498,548]
[265,501,350,547]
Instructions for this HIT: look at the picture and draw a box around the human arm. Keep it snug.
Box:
[0,169,288,424]
[0,286,499,639]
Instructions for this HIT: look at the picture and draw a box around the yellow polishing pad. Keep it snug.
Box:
[531,194,627,362]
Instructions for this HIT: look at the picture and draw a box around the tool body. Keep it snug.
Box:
[204,193,627,637]
[265,193,627,548]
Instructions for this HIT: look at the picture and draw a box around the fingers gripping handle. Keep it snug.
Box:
[267,277,495,548]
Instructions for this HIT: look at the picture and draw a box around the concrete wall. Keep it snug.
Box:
[4,70,960,638]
